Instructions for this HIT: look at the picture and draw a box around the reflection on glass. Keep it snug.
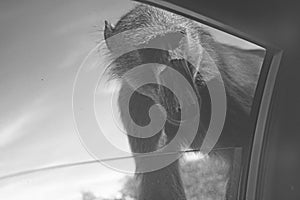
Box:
[0,161,133,200]
[180,148,242,200]
[106,148,241,200]
[115,148,242,200]
[0,0,266,200]
[0,148,241,200]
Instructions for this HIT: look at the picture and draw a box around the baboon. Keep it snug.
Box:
[103,3,264,200]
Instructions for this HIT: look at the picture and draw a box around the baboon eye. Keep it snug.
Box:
[194,71,206,88]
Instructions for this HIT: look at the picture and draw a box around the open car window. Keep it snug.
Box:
[0,1,267,200]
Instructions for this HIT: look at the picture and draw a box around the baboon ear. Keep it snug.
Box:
[104,20,115,51]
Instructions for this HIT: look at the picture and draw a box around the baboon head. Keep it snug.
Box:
[103,4,223,150]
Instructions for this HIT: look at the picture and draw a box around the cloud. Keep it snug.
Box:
[0,113,34,147]
[56,48,87,69]
[0,94,50,148]
[53,15,98,36]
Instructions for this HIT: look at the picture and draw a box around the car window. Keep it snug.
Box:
[0,1,265,200]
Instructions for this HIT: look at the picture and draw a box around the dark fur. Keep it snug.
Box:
[103,4,264,200]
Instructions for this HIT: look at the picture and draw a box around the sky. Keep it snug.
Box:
[0,1,136,199]
[0,0,263,199]
[0,0,137,172]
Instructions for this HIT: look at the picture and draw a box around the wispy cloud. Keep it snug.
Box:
[53,15,98,36]
[0,94,50,148]
[56,48,88,69]
[0,113,35,147]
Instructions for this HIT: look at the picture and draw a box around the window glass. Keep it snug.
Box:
[0,148,242,200]
[0,1,265,200]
